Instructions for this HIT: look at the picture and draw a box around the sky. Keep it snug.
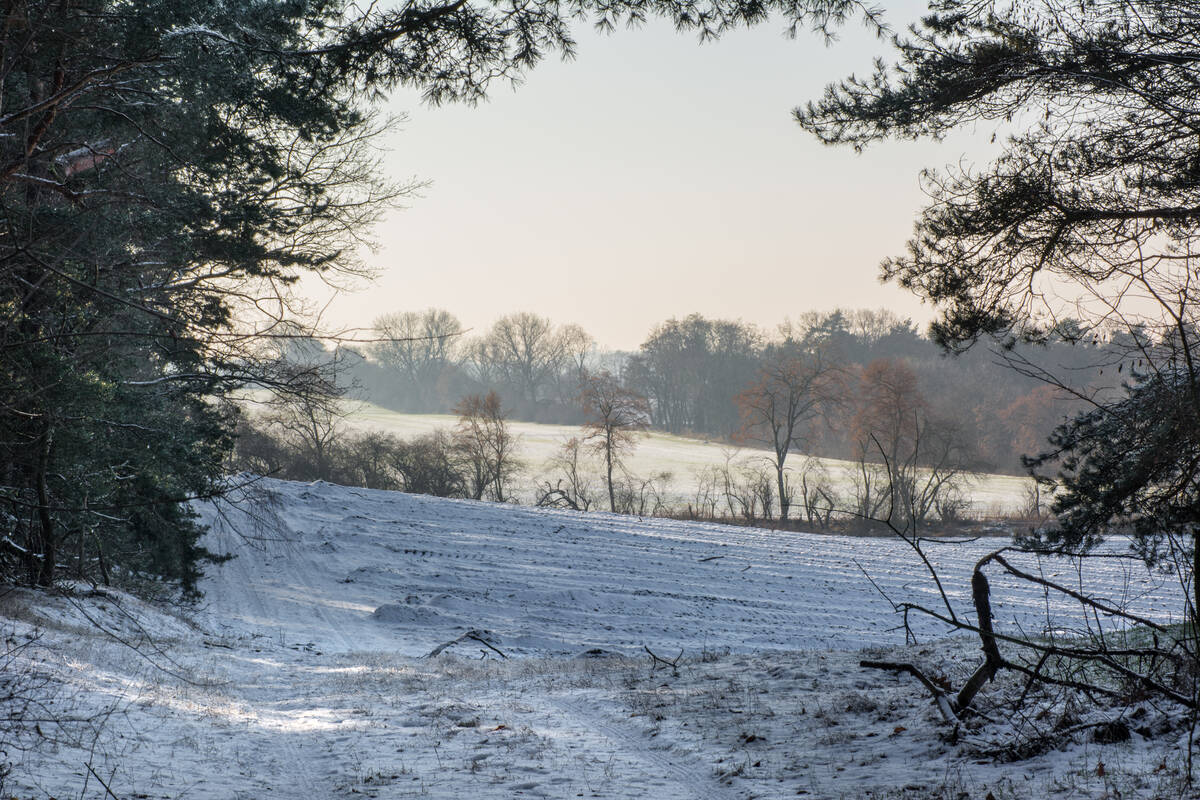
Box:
[306,1,996,351]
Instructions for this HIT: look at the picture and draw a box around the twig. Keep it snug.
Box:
[852,558,899,611]
[85,763,123,800]
[58,593,217,688]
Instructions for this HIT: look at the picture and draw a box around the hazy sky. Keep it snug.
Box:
[308,1,994,351]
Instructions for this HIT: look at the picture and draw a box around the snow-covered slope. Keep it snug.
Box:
[2,479,1189,799]
[196,478,1179,658]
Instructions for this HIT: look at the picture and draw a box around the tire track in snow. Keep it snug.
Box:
[265,682,324,796]
[201,559,327,793]
[205,501,367,654]
[278,539,361,653]
[198,502,366,793]
[547,694,736,800]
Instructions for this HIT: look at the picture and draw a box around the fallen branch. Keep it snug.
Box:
[897,552,1196,709]
[644,645,684,675]
[860,659,958,724]
[426,629,507,659]
[465,632,508,660]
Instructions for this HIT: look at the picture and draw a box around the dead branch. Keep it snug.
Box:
[85,763,123,800]
[426,629,507,659]
[465,631,508,660]
[898,595,1194,707]
[955,558,1004,713]
[860,659,958,724]
[872,435,960,625]
[644,645,684,675]
[988,550,1169,633]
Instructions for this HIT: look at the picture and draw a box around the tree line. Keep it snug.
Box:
[229,305,1158,533]
[348,306,1124,475]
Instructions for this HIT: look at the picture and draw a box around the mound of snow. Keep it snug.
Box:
[371,602,455,626]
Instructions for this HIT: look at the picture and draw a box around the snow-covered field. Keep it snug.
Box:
[347,404,1033,515]
[2,479,1192,799]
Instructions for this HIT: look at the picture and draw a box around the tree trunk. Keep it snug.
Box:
[605,437,616,513]
[34,420,55,587]
[776,460,789,521]
[955,558,1004,713]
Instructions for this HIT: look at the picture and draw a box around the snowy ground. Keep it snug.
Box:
[2,478,1193,799]
[346,404,1033,515]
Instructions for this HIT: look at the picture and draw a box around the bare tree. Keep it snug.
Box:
[580,372,651,512]
[266,395,345,482]
[257,347,356,482]
[472,313,570,415]
[797,458,840,529]
[849,359,973,530]
[720,458,777,524]
[372,309,464,411]
[452,391,520,502]
[389,430,467,498]
[555,323,596,403]
[735,343,839,520]
[535,437,599,511]
[342,431,404,490]
[687,465,723,520]
[613,470,674,516]
[845,308,913,344]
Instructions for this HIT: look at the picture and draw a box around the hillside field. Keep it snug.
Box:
[2,479,1191,799]
[345,403,1034,516]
